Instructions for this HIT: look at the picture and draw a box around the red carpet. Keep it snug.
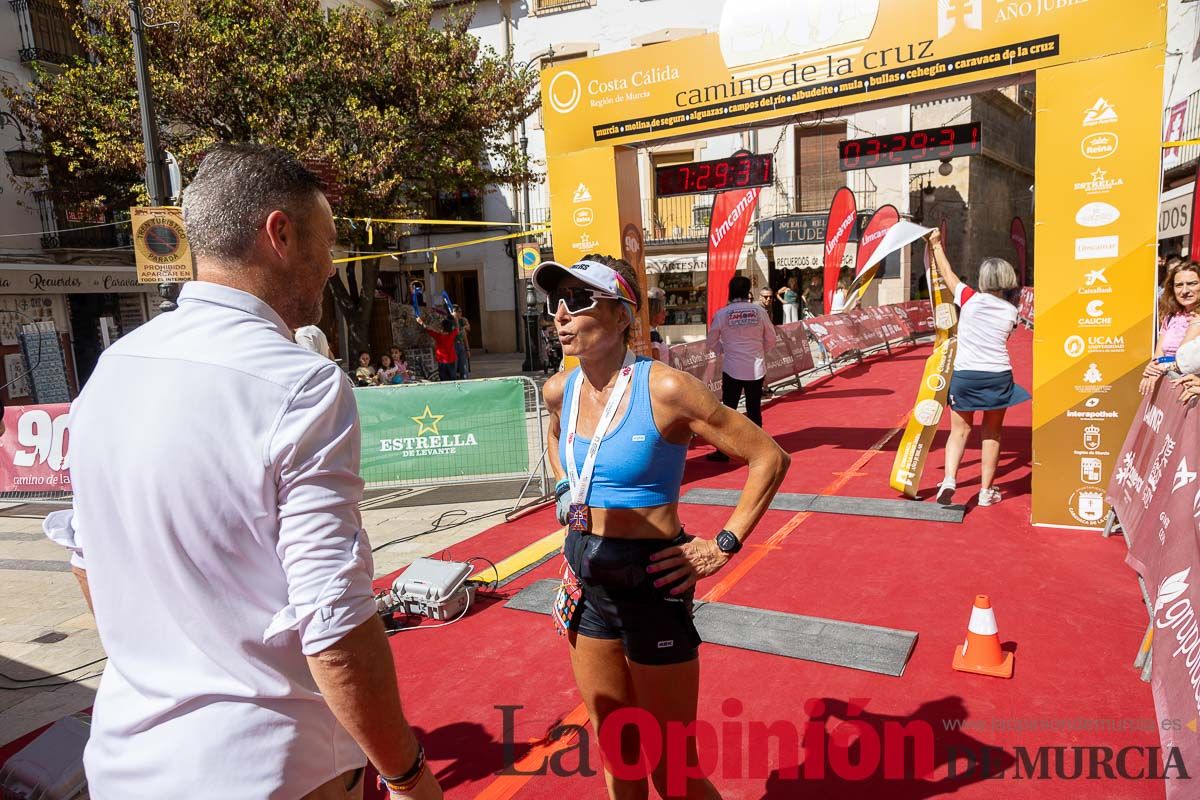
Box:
[366,327,1162,800]
[5,329,1158,798]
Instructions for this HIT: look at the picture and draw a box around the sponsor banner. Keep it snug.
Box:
[1163,100,1188,171]
[1010,217,1028,286]
[844,205,902,312]
[1018,287,1034,328]
[355,380,528,484]
[1191,165,1200,259]
[0,404,72,493]
[706,186,761,324]
[823,187,857,314]
[668,340,723,395]
[539,0,1161,157]
[773,322,816,378]
[890,242,957,498]
[804,313,865,360]
[1032,46,1161,527]
[1108,386,1200,797]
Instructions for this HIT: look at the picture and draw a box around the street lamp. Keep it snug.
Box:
[522,279,542,372]
[0,111,45,178]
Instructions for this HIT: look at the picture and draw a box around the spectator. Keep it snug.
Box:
[776,276,800,323]
[387,348,411,384]
[648,286,669,362]
[418,316,459,381]
[831,276,852,314]
[705,274,777,462]
[1140,260,1200,395]
[50,143,439,800]
[353,350,377,386]
[451,306,471,380]
[377,353,399,385]
[294,323,332,358]
[806,275,824,317]
[928,230,1029,508]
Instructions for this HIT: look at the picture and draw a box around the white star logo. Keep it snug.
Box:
[410,405,444,436]
[1090,168,1107,182]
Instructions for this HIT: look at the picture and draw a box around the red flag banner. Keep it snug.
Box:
[844,204,901,311]
[1190,164,1200,259]
[823,187,857,314]
[1010,217,1028,286]
[706,187,761,324]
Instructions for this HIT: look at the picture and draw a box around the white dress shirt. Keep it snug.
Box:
[706,299,778,381]
[63,281,376,799]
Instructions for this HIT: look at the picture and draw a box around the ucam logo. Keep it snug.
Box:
[1063,335,1085,358]
[548,70,582,114]
[1075,202,1120,228]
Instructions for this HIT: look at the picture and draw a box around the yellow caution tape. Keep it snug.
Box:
[336,216,528,227]
[332,227,550,265]
[1163,139,1200,148]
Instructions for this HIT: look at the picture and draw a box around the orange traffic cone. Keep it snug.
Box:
[952,595,1014,678]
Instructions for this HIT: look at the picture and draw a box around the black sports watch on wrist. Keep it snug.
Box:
[715,529,742,555]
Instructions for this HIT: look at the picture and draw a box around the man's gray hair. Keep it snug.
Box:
[181,144,325,261]
[978,257,1018,293]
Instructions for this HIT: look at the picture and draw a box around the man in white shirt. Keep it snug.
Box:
[59,145,441,800]
[705,275,777,461]
[295,322,333,358]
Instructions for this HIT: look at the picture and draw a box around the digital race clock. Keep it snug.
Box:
[655,152,774,197]
[838,122,983,171]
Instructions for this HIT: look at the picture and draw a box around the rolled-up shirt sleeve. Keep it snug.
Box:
[267,363,376,655]
[43,508,85,570]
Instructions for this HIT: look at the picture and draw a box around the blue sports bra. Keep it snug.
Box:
[559,358,688,509]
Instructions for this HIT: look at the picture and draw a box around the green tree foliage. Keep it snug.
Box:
[3,0,538,352]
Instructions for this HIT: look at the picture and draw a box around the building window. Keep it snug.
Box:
[430,187,483,222]
[35,191,130,249]
[10,0,86,65]
[795,123,847,213]
[531,0,595,14]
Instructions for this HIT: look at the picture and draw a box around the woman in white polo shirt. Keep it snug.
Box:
[929,230,1030,507]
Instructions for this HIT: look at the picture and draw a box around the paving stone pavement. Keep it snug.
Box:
[0,480,546,747]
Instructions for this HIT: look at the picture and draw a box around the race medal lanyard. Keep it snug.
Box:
[564,350,637,532]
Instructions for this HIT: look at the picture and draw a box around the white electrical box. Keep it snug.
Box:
[388,558,475,621]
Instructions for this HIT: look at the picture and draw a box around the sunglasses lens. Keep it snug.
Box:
[550,288,597,314]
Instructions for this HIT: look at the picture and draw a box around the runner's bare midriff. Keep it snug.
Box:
[584,503,681,539]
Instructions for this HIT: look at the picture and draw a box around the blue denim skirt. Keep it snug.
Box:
[948,369,1031,411]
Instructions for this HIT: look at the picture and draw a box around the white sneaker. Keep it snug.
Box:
[978,487,1002,507]
[935,479,956,505]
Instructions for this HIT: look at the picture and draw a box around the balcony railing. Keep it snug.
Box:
[532,0,592,13]
[10,0,86,65]
[36,191,131,250]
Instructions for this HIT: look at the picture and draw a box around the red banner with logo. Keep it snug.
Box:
[1164,100,1188,170]
[844,205,901,311]
[823,187,857,314]
[0,404,72,493]
[706,187,761,324]
[1010,217,1028,286]
[1190,165,1200,260]
[1108,384,1200,799]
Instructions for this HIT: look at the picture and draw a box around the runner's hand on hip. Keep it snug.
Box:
[646,538,732,595]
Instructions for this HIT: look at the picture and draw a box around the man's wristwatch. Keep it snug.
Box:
[715,529,742,555]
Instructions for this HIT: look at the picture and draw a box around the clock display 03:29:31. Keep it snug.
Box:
[838,122,982,171]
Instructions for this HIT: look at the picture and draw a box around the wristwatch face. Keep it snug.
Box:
[716,530,740,553]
